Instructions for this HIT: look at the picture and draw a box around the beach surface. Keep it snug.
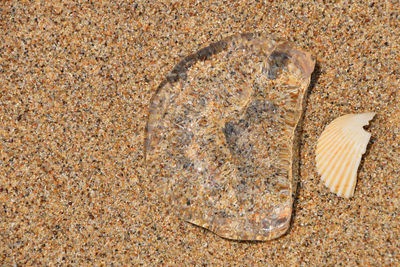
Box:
[1,1,399,265]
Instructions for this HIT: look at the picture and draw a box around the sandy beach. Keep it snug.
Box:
[1,1,399,265]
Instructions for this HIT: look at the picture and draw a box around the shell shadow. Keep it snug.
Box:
[354,114,377,195]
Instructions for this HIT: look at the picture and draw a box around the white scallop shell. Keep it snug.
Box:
[316,112,375,198]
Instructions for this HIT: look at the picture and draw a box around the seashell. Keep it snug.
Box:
[316,112,375,198]
[145,33,315,240]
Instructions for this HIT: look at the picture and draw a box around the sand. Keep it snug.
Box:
[1,0,399,265]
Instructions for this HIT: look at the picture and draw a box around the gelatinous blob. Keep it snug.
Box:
[145,33,315,240]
